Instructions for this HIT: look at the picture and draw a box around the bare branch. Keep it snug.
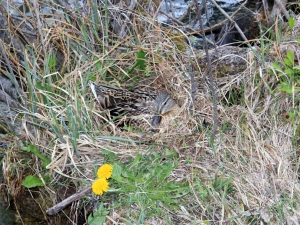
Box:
[210,0,248,43]
[46,185,92,215]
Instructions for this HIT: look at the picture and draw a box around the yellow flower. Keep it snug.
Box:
[92,178,109,195]
[97,164,113,179]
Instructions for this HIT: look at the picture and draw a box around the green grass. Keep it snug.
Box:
[90,150,191,223]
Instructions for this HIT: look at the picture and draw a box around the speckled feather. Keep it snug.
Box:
[90,82,177,130]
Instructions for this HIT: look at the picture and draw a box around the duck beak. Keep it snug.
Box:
[150,114,162,132]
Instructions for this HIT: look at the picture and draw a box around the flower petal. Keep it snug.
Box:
[92,178,109,195]
[97,164,113,179]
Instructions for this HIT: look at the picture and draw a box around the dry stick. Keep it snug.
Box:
[193,0,217,140]
[46,185,92,215]
[210,0,249,44]
[159,10,215,46]
[274,0,290,20]
[159,10,186,26]
[189,0,247,36]
[178,5,192,22]
[159,0,245,45]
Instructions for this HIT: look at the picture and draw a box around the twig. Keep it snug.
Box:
[159,10,215,46]
[159,9,186,26]
[46,185,92,215]
[187,0,247,36]
[209,0,248,43]
[274,0,290,20]
[178,5,192,22]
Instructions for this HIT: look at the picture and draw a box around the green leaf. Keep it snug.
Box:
[284,68,294,75]
[21,145,51,169]
[277,83,291,93]
[284,58,292,67]
[277,83,300,94]
[22,175,44,188]
[136,50,146,70]
[288,17,295,30]
[80,18,92,50]
[156,163,176,182]
[288,112,296,119]
[111,163,126,182]
[270,62,281,71]
[112,163,122,177]
[130,154,142,168]
[88,203,108,225]
[94,57,102,70]
[20,146,31,152]
[88,214,106,225]
[147,192,166,200]
[127,50,147,74]
[286,50,294,66]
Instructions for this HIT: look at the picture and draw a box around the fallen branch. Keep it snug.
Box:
[46,185,92,215]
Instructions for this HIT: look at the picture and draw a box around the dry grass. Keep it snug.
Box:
[1,1,300,224]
